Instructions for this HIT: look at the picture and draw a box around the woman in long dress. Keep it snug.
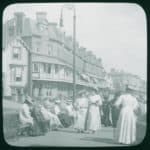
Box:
[86,90,103,133]
[114,88,139,144]
[74,90,88,133]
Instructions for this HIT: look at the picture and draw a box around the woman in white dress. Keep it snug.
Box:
[86,90,103,133]
[114,87,139,144]
[74,90,88,133]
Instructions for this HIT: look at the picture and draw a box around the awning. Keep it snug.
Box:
[92,78,98,84]
[81,74,90,82]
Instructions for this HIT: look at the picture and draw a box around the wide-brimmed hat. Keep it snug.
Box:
[25,96,33,104]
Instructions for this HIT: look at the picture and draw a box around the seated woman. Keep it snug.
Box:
[18,96,34,136]
[40,98,62,131]
[56,95,73,128]
[31,98,48,136]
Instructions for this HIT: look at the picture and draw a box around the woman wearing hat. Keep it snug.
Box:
[74,90,89,133]
[114,86,139,144]
[86,89,103,133]
[18,96,34,136]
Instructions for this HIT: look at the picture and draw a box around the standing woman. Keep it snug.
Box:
[114,87,139,145]
[74,90,88,133]
[86,89,103,133]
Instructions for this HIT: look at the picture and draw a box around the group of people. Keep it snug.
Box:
[18,86,146,145]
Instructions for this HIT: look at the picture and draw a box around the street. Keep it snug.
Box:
[7,127,127,147]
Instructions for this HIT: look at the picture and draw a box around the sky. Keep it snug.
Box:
[3,3,147,80]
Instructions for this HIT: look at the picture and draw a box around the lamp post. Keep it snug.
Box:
[19,39,32,97]
[60,4,76,104]
[28,51,32,97]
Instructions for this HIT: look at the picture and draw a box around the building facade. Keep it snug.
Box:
[2,37,29,102]
[110,68,146,99]
[3,12,109,101]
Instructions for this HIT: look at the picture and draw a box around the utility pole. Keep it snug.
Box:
[28,51,32,97]
[60,4,76,104]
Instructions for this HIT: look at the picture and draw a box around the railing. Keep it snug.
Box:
[32,72,96,87]
[9,81,26,87]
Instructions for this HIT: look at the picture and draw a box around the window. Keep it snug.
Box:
[10,67,23,82]
[43,63,47,73]
[65,68,71,76]
[55,64,59,74]
[10,68,15,81]
[12,47,21,60]
[8,20,15,36]
[16,67,22,81]
[48,64,51,74]
[48,44,52,56]
[36,41,41,52]
[33,63,39,72]
[9,26,15,36]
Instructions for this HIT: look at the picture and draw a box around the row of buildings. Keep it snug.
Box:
[2,12,146,102]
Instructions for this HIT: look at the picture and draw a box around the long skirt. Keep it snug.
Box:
[86,105,101,131]
[74,108,87,130]
[115,107,137,144]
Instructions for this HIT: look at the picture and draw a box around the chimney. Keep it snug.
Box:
[14,12,25,35]
[36,12,47,23]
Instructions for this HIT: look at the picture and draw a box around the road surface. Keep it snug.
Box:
[6,127,129,147]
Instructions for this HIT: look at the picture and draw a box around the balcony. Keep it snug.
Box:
[32,72,95,88]
[9,81,26,87]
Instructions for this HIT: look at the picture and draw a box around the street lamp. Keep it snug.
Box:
[18,38,32,97]
[60,4,76,104]
[28,50,32,97]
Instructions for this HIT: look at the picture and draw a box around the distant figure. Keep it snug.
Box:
[18,96,34,136]
[114,87,139,144]
[110,92,121,128]
[86,89,103,133]
[74,90,88,133]
[102,93,112,127]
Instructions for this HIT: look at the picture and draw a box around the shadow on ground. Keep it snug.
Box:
[59,128,77,134]
[80,137,117,144]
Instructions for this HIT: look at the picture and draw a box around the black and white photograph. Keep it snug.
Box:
[2,3,147,147]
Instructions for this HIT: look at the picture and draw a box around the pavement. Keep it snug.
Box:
[6,127,128,147]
